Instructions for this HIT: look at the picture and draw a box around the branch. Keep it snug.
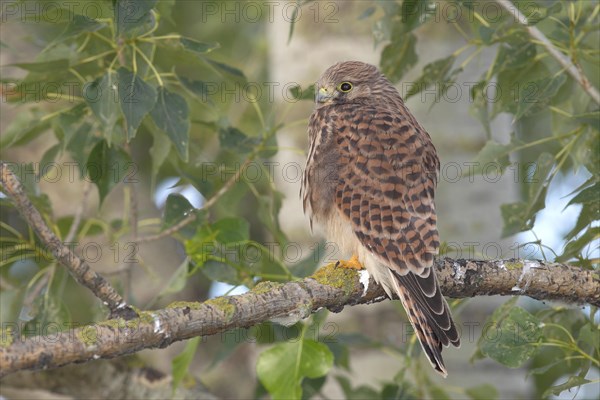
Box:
[0,162,136,320]
[1,258,597,377]
[496,0,600,104]
[134,156,251,243]
[2,359,217,399]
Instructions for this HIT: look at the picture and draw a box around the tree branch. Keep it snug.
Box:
[1,258,597,377]
[496,0,600,104]
[0,161,136,320]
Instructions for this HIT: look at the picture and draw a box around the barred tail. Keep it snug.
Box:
[388,269,460,377]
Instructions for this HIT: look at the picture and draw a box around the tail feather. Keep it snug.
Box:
[388,269,460,377]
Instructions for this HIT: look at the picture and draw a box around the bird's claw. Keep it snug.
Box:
[335,254,364,270]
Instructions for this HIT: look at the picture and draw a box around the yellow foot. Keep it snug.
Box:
[335,254,364,270]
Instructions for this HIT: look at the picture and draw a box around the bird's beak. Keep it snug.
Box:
[316,86,335,103]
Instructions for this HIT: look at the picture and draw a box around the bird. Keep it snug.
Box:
[301,61,460,376]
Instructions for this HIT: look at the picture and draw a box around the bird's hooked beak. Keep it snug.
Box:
[315,86,336,103]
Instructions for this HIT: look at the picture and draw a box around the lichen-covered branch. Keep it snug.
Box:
[1,258,597,377]
[0,161,136,320]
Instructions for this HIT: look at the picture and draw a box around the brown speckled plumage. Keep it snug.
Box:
[301,61,460,376]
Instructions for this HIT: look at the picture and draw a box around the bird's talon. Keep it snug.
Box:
[336,254,364,270]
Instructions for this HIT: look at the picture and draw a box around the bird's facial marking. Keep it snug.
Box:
[316,79,367,106]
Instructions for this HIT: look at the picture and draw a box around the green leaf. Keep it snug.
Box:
[241,241,289,281]
[292,241,326,278]
[149,126,171,190]
[86,140,132,204]
[576,322,598,357]
[286,0,307,44]
[500,202,532,237]
[117,67,157,140]
[515,0,562,25]
[469,80,491,136]
[218,127,260,154]
[84,72,120,142]
[185,217,249,284]
[256,193,286,244]
[213,217,250,243]
[574,110,600,131]
[171,336,200,393]
[186,232,214,270]
[499,152,554,237]
[206,59,246,80]
[177,74,214,105]
[335,376,379,400]
[493,31,537,74]
[56,14,105,40]
[301,376,327,400]
[179,37,220,55]
[563,200,599,242]
[11,59,70,73]
[398,0,434,33]
[558,226,600,263]
[157,257,189,298]
[38,144,61,180]
[525,152,555,212]
[201,260,240,285]
[515,75,567,119]
[257,339,334,400]
[478,26,495,45]
[66,122,97,169]
[579,128,600,175]
[380,32,417,83]
[479,305,541,368]
[567,182,600,208]
[358,6,376,20]
[405,55,458,99]
[162,193,195,230]
[289,84,316,101]
[156,0,176,23]
[427,385,451,400]
[150,87,190,161]
[114,0,157,37]
[468,140,514,177]
[54,103,88,151]
[465,384,498,400]
[543,375,590,398]
[0,109,50,149]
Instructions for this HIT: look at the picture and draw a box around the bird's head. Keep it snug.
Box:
[314,61,391,107]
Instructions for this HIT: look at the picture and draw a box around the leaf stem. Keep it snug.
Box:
[133,44,163,86]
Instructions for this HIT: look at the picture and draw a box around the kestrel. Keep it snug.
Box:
[301,61,460,376]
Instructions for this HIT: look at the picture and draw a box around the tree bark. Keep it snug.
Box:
[1,258,598,377]
[0,162,136,320]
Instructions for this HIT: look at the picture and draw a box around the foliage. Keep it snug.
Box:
[0,1,598,399]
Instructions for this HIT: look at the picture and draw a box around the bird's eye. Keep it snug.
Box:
[339,82,353,92]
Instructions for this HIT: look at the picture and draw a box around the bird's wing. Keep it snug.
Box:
[331,103,460,375]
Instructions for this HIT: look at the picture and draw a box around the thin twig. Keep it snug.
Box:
[22,182,92,314]
[124,178,139,302]
[134,158,252,243]
[0,162,136,319]
[203,158,251,209]
[134,213,197,243]
[496,0,600,104]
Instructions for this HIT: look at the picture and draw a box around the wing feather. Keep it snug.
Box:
[329,103,460,372]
